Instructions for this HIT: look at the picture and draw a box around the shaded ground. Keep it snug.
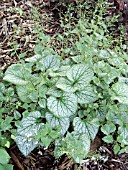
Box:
[0,0,128,169]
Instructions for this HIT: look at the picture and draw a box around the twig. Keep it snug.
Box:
[9,149,25,170]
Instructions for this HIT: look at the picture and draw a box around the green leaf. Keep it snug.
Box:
[0,164,13,170]
[47,93,77,118]
[3,64,31,85]
[46,112,70,135]
[41,136,52,148]
[47,87,63,97]
[38,98,46,108]
[15,111,44,156]
[0,148,10,164]
[56,78,77,93]
[101,123,116,135]
[14,110,21,120]
[49,66,70,77]
[112,82,128,104]
[102,135,113,143]
[28,90,38,102]
[1,116,13,131]
[66,64,94,89]
[73,117,99,140]
[71,55,85,63]
[16,84,35,103]
[114,144,120,154]
[0,83,5,93]
[54,132,90,164]
[40,55,60,71]
[75,86,98,104]
[38,85,47,98]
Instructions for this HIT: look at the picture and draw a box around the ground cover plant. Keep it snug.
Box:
[0,0,128,169]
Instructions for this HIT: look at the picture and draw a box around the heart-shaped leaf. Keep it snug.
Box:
[47,93,77,117]
[75,86,98,104]
[40,55,60,71]
[73,117,99,140]
[66,64,94,89]
[46,112,70,135]
[15,111,44,156]
[112,82,128,104]
[3,64,31,85]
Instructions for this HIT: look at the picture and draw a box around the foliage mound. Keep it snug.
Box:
[0,0,128,166]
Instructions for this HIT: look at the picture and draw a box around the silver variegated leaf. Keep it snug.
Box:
[47,93,77,117]
[73,117,99,140]
[46,112,70,135]
[25,54,42,62]
[66,64,94,89]
[15,111,44,156]
[40,55,60,71]
[3,64,31,85]
[56,78,77,93]
[75,86,98,104]
[112,82,128,104]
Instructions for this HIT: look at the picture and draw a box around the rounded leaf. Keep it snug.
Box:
[46,112,70,135]
[15,111,44,156]
[40,55,60,71]
[112,82,128,104]
[3,64,31,85]
[73,117,99,140]
[66,64,94,89]
[75,86,98,104]
[47,93,77,117]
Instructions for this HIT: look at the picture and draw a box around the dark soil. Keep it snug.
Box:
[0,0,128,169]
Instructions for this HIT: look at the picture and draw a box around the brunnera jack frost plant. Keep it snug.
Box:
[3,26,128,163]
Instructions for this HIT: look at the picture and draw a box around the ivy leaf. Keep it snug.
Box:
[73,117,99,140]
[112,82,128,104]
[66,64,94,89]
[15,111,44,156]
[47,93,77,118]
[40,55,60,71]
[3,64,31,85]
[75,86,98,104]
[46,112,70,135]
